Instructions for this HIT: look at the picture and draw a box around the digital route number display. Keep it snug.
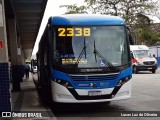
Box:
[58,28,91,37]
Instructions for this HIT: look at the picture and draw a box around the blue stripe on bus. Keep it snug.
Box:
[51,67,132,89]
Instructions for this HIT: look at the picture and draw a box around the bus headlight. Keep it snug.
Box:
[54,79,73,89]
[116,76,132,87]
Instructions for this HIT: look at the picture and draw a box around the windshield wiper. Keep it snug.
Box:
[75,37,87,65]
[93,40,115,70]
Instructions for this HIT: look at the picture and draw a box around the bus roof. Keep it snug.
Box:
[51,14,125,26]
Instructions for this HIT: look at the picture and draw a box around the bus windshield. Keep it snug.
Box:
[54,26,129,68]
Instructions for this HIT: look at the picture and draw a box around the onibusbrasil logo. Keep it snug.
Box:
[2,112,43,118]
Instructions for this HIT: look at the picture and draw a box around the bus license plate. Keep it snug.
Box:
[88,91,102,96]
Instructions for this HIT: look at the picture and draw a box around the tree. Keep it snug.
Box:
[84,0,155,24]
[61,0,155,25]
[135,13,151,28]
[131,13,160,45]
[149,0,160,21]
[136,28,160,45]
[60,4,88,14]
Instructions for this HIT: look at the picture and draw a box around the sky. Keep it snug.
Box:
[32,0,160,56]
[32,0,84,56]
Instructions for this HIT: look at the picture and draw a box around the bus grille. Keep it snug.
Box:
[69,74,118,81]
[143,61,155,65]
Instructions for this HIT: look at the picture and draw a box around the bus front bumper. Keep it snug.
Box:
[51,80,131,103]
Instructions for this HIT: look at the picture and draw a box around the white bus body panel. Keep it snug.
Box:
[51,80,131,103]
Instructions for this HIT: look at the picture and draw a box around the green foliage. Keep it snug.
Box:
[61,0,156,25]
[136,28,160,46]
[84,0,155,24]
[135,13,151,28]
[133,13,160,46]
[60,4,88,14]
[150,0,160,20]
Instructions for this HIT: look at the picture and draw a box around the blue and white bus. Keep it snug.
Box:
[37,14,133,103]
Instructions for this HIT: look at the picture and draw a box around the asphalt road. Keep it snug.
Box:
[51,69,160,120]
